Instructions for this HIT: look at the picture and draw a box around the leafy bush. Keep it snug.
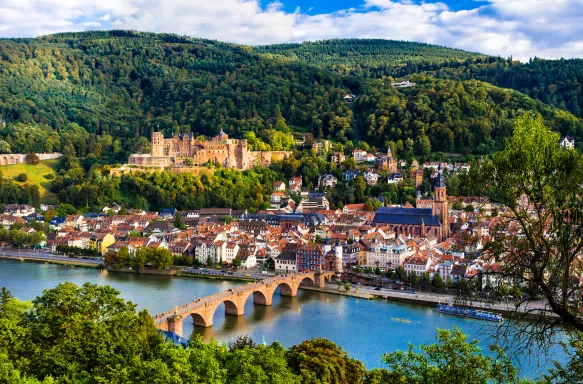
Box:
[14,173,27,182]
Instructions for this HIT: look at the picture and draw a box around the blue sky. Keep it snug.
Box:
[1,0,582,61]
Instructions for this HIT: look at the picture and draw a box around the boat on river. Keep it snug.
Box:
[435,303,502,322]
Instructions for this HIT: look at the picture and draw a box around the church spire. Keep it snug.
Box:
[435,163,446,188]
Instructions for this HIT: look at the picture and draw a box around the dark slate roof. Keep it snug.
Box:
[276,250,297,262]
[372,207,441,226]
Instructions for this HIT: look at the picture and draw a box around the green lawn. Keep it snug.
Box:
[0,159,59,204]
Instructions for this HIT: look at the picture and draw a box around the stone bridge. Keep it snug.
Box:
[154,271,335,337]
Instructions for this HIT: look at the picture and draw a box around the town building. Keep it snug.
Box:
[560,136,575,149]
[318,174,338,188]
[372,166,449,241]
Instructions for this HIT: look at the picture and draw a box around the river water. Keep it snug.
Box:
[0,260,566,379]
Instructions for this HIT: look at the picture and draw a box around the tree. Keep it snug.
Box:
[150,249,173,270]
[433,272,444,288]
[206,255,214,267]
[420,272,431,288]
[286,338,365,384]
[409,272,419,287]
[18,282,164,382]
[0,140,11,154]
[470,113,583,345]
[344,283,351,292]
[24,153,39,165]
[226,342,300,384]
[15,173,27,182]
[229,334,256,352]
[264,257,275,271]
[377,327,523,384]
[173,214,186,230]
[395,266,405,281]
[232,256,242,268]
[133,248,149,270]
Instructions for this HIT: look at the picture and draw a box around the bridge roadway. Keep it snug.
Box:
[154,271,335,337]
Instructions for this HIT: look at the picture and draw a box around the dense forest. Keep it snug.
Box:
[0,30,353,157]
[259,40,583,121]
[354,76,583,154]
[256,39,482,78]
[1,31,582,160]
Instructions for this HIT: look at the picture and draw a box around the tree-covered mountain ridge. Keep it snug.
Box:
[0,30,581,159]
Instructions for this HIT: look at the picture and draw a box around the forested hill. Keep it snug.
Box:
[255,39,482,72]
[0,30,581,159]
[0,30,353,157]
[257,40,583,120]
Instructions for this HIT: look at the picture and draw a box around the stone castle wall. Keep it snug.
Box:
[0,152,62,166]
[128,132,291,171]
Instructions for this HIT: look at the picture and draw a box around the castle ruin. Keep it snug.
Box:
[128,130,291,170]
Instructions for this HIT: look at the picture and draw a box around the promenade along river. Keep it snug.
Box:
[0,260,566,379]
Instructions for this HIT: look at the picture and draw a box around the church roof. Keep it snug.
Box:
[372,207,441,227]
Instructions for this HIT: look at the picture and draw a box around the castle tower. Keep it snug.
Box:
[432,164,449,240]
[152,131,164,157]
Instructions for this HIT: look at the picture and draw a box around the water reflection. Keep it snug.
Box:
[0,260,567,377]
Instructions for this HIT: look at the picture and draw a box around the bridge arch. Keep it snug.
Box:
[252,290,269,305]
[275,281,296,297]
[299,276,315,286]
[190,312,207,327]
[222,299,243,316]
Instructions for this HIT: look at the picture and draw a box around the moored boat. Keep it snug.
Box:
[435,303,502,322]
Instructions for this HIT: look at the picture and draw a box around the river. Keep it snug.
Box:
[0,259,566,379]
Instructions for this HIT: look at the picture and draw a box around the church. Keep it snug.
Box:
[372,167,450,241]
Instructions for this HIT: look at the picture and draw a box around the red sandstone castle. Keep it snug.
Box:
[128,130,291,170]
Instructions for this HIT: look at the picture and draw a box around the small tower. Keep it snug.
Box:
[152,131,164,157]
[432,164,449,240]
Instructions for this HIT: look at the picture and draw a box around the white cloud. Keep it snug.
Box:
[0,0,582,61]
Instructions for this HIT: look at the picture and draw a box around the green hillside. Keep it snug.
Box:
[0,30,581,161]
[354,76,582,154]
[0,160,59,204]
[256,38,483,72]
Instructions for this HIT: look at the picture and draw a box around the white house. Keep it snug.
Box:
[560,136,575,149]
[404,254,432,276]
[387,173,404,184]
[353,149,368,162]
[224,242,240,264]
[318,174,338,188]
[275,250,297,272]
[364,171,379,186]
[4,204,35,217]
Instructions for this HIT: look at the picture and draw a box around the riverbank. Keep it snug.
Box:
[177,270,256,283]
[0,253,102,268]
[300,285,374,299]
[349,285,553,318]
